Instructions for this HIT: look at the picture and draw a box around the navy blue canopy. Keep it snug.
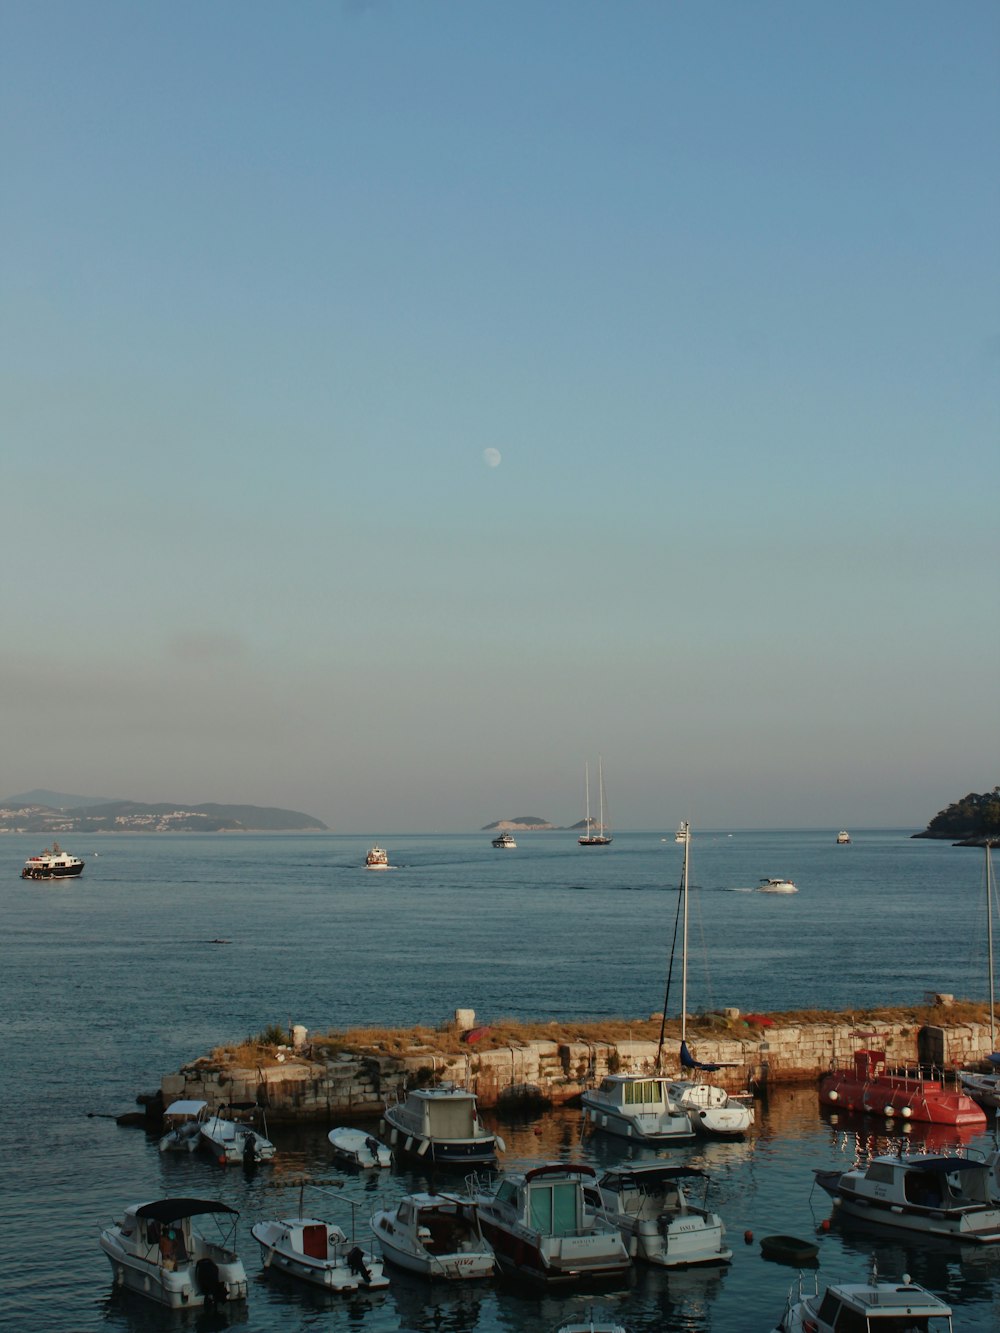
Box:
[137,1199,238,1223]
[680,1040,721,1073]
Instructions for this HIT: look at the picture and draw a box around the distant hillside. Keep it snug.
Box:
[0,798,327,833]
[482,815,555,831]
[1,788,122,810]
[912,788,1000,843]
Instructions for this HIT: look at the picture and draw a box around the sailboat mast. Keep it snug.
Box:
[681,822,689,1045]
[988,843,996,1053]
[584,763,591,833]
[598,755,605,836]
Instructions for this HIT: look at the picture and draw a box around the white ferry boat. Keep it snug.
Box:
[366,845,389,869]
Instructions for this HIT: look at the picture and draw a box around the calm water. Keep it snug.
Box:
[4,828,1000,1331]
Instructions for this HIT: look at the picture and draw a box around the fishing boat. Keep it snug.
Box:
[758,877,797,893]
[327,1126,392,1168]
[595,1163,732,1268]
[491,831,517,848]
[474,1162,630,1287]
[21,842,84,879]
[159,1099,208,1153]
[578,758,612,845]
[99,1198,248,1308]
[771,1264,954,1332]
[251,1182,388,1291]
[366,845,390,869]
[814,1152,1000,1242]
[655,822,754,1139]
[199,1103,276,1166]
[371,1190,495,1280]
[818,1046,985,1127]
[381,1084,503,1166]
[836,830,851,844]
[958,843,1000,1109]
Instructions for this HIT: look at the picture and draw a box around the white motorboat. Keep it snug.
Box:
[366,845,390,869]
[251,1214,387,1291]
[758,877,798,894]
[159,1099,208,1153]
[381,1084,503,1166]
[327,1125,392,1168]
[595,1164,732,1268]
[491,831,517,848]
[578,758,613,845]
[836,830,851,844]
[581,1073,695,1145]
[371,1190,494,1280]
[199,1103,276,1166]
[814,1152,1000,1242]
[771,1265,954,1332]
[474,1162,630,1287]
[21,842,84,879]
[99,1198,248,1309]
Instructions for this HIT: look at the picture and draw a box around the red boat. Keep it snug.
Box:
[818,1048,986,1127]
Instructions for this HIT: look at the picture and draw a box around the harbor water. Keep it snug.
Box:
[4,828,1000,1330]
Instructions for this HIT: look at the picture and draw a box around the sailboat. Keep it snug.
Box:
[959,842,1000,1109]
[578,758,612,846]
[658,821,755,1138]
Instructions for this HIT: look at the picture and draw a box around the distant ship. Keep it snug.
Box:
[21,842,85,880]
[366,845,389,869]
[837,830,851,844]
[491,831,517,848]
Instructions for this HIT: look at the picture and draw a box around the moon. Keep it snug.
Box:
[483,448,502,468]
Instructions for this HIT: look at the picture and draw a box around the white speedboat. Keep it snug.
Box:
[21,842,84,879]
[327,1125,392,1168]
[596,1164,732,1268]
[772,1266,954,1332]
[251,1214,387,1291]
[474,1162,630,1287]
[491,831,517,848]
[159,1099,208,1153]
[836,830,851,844]
[371,1190,494,1280]
[758,877,797,894]
[99,1198,248,1308]
[199,1104,276,1166]
[366,845,389,869]
[581,1073,695,1145]
[382,1085,503,1166]
[666,1078,755,1138]
[814,1152,1000,1242]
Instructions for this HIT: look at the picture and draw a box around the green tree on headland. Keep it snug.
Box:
[915,787,1000,841]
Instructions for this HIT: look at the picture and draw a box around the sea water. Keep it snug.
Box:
[4,828,999,1330]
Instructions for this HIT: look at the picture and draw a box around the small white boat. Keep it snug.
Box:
[382,1084,503,1166]
[491,831,517,848]
[836,830,851,844]
[814,1152,1000,1242]
[758,877,797,894]
[327,1126,392,1168]
[366,845,390,869]
[771,1265,954,1332]
[159,1099,208,1153]
[99,1198,248,1309]
[371,1190,494,1280]
[581,1073,695,1145]
[251,1215,388,1291]
[596,1164,732,1268]
[199,1103,276,1166]
[666,1078,755,1138]
[21,842,84,879]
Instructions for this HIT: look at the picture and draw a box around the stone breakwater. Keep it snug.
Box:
[159,1017,998,1124]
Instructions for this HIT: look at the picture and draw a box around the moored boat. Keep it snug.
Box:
[159,1099,208,1153]
[581,1073,695,1146]
[199,1103,276,1166]
[381,1084,503,1166]
[327,1125,392,1168]
[759,1234,819,1265]
[666,1076,754,1139]
[596,1164,732,1268]
[371,1190,494,1280]
[21,842,84,879]
[819,1047,986,1127]
[99,1198,248,1308]
[771,1265,954,1332]
[251,1214,387,1291]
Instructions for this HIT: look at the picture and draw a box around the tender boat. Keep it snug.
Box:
[99,1198,248,1309]
[581,1073,695,1145]
[759,1234,819,1265]
[474,1162,630,1287]
[758,877,797,893]
[366,845,390,869]
[595,1164,732,1268]
[818,1047,986,1127]
[491,831,517,848]
[21,842,84,879]
[814,1151,1000,1242]
[159,1099,208,1153]
[251,1213,387,1291]
[327,1125,392,1168]
[836,830,851,844]
[199,1103,276,1166]
[381,1084,503,1166]
[771,1265,954,1332]
[371,1190,495,1280]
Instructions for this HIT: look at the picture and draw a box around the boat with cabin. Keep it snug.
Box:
[381,1084,503,1166]
[474,1162,630,1287]
[371,1190,495,1280]
[327,1125,392,1168]
[366,845,390,869]
[814,1152,1000,1242]
[21,842,84,879]
[818,1047,986,1127]
[771,1264,954,1333]
[99,1198,248,1308]
[581,1072,695,1145]
[595,1163,732,1268]
[491,831,517,848]
[758,877,797,893]
[199,1103,276,1165]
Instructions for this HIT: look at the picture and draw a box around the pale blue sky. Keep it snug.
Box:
[3,1,997,830]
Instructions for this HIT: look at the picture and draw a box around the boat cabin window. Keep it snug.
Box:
[495,1180,520,1210]
[904,1172,945,1208]
[865,1162,896,1185]
[529,1182,579,1237]
[622,1080,663,1106]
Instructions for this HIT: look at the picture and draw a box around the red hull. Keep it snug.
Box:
[818,1049,985,1127]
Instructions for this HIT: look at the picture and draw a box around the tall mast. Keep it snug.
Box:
[989,843,996,1053]
[681,821,689,1044]
[597,755,605,836]
[584,763,591,833]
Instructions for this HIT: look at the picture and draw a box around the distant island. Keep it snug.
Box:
[0,790,327,834]
[481,815,594,831]
[912,787,1000,844]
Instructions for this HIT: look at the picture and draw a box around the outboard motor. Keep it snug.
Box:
[195,1256,228,1305]
[347,1246,373,1284]
[242,1131,258,1169]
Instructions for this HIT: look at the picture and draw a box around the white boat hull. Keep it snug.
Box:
[100,1231,247,1309]
[251,1219,388,1291]
[581,1096,694,1145]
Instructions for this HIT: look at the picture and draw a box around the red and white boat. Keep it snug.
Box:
[819,1048,985,1127]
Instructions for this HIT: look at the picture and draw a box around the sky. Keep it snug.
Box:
[2,1,997,831]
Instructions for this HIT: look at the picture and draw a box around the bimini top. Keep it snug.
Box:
[601,1164,707,1187]
[889,1156,987,1174]
[135,1199,239,1223]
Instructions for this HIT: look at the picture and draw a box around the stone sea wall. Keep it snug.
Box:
[159,1016,999,1124]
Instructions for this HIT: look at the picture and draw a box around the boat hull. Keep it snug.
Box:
[819,1072,985,1126]
[100,1231,248,1308]
[581,1097,695,1146]
[22,862,84,879]
[251,1221,388,1291]
[478,1219,629,1288]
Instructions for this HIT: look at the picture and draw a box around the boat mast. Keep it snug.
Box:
[680,821,689,1045]
[584,762,591,834]
[597,755,605,837]
[988,842,996,1053]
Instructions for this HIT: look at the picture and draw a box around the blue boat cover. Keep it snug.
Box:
[988,1052,1000,1067]
[680,1040,721,1072]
